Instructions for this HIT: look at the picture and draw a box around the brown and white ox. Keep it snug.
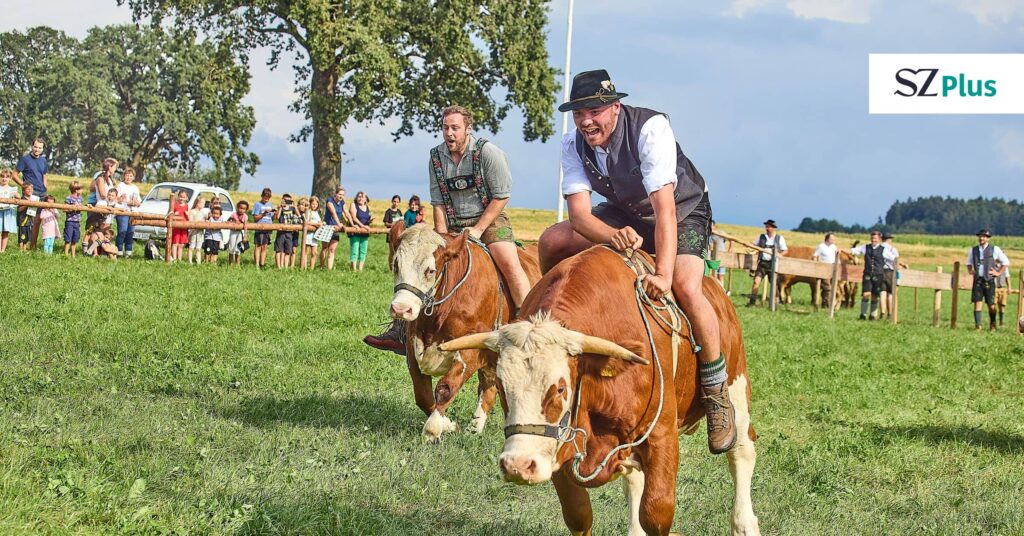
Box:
[778,247,858,309]
[389,223,542,441]
[442,246,760,536]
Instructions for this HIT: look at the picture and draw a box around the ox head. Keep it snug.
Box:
[441,313,648,485]
[389,225,467,320]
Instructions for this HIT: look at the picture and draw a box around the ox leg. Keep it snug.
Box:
[637,448,677,536]
[552,469,593,536]
[405,353,435,417]
[621,464,647,536]
[423,353,478,442]
[725,374,761,536]
[469,368,498,434]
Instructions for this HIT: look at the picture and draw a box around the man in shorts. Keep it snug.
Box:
[535,69,736,454]
[851,231,885,320]
[364,105,531,355]
[967,229,1010,331]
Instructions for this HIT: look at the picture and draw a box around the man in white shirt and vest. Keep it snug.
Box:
[747,219,787,307]
[537,69,736,454]
[966,229,1010,331]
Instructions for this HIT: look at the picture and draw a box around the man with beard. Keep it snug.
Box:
[364,105,531,355]
[536,69,736,454]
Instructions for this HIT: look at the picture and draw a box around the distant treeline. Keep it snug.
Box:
[796,196,1024,236]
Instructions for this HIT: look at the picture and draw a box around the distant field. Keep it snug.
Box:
[41,174,1022,268]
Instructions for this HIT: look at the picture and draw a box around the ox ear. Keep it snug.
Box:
[442,230,469,260]
[440,331,498,353]
[578,335,650,365]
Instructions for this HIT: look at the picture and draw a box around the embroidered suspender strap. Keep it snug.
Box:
[430,146,459,230]
[470,138,492,208]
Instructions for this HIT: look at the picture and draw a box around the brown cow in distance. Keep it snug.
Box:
[388,224,542,441]
[443,246,760,535]
[778,246,859,309]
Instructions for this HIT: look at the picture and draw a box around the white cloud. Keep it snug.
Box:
[995,128,1024,172]
[725,0,876,23]
[939,0,1024,24]
[0,1,133,37]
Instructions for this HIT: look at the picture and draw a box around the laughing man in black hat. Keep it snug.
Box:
[747,219,788,307]
[537,69,736,454]
[967,229,1010,331]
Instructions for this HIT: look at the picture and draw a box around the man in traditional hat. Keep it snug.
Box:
[966,229,1010,331]
[747,219,788,307]
[363,105,531,355]
[537,69,736,454]
[850,230,886,320]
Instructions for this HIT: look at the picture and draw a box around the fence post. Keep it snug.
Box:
[813,279,821,310]
[299,219,309,270]
[914,287,919,315]
[891,258,899,325]
[933,266,943,327]
[1017,268,1023,336]
[769,253,779,312]
[165,217,173,264]
[950,261,960,329]
[829,258,840,319]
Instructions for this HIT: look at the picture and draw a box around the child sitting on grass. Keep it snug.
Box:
[203,205,225,264]
[83,225,118,259]
[64,181,83,257]
[227,200,249,267]
[38,195,59,254]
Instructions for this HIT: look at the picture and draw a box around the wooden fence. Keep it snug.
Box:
[1,197,388,268]
[713,248,1023,335]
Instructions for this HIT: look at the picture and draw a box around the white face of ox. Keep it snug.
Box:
[491,319,581,485]
[390,225,446,320]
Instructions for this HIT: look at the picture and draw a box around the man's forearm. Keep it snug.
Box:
[569,211,617,244]
[433,205,448,234]
[653,216,676,277]
[473,197,507,232]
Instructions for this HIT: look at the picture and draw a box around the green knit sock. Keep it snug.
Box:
[699,353,728,387]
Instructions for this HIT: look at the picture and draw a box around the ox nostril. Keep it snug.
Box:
[499,458,514,476]
[525,459,537,476]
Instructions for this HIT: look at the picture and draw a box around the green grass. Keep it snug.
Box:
[2,236,1023,535]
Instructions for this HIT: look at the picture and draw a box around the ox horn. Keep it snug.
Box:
[579,335,650,365]
[439,331,495,352]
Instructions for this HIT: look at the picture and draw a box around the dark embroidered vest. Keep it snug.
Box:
[864,244,885,276]
[575,105,706,225]
[972,245,995,281]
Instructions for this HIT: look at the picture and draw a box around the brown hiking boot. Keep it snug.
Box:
[363,320,407,356]
[701,382,737,454]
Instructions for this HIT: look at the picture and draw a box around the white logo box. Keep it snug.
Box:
[869,53,1024,114]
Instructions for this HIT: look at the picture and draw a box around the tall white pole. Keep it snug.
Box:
[556,0,575,223]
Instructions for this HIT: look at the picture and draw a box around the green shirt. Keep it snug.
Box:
[428,135,512,219]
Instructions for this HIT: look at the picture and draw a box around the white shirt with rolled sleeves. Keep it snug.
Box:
[754,234,786,261]
[882,244,899,270]
[813,242,838,264]
[561,114,680,198]
[966,244,1010,272]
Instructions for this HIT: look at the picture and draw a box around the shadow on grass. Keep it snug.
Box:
[214,393,424,433]
[868,423,1023,455]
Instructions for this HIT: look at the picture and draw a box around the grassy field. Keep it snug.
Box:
[1,239,1022,535]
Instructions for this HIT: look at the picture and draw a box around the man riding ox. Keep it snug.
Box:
[442,246,760,536]
[537,69,737,454]
[365,105,533,355]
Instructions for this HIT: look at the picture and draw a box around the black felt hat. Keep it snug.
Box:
[882,232,894,240]
[558,69,629,112]
[763,219,777,228]
[977,228,992,237]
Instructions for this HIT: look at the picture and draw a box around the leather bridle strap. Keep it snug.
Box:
[393,282,435,308]
[504,410,571,440]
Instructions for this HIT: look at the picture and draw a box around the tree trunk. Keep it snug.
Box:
[310,61,342,199]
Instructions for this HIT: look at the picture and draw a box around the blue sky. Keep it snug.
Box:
[5,0,1024,228]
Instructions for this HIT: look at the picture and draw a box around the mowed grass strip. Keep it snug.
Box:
[1,239,1022,535]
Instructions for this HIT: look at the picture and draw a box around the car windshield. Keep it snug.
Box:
[145,185,194,202]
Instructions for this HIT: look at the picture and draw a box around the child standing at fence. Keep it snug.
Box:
[0,170,18,253]
[203,205,225,265]
[227,200,249,267]
[301,197,323,269]
[274,193,300,269]
[168,189,190,262]
[38,195,59,254]
[252,188,274,269]
[63,181,83,256]
[17,183,39,252]
[187,197,208,264]
[347,191,372,271]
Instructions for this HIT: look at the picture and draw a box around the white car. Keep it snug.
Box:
[132,182,236,244]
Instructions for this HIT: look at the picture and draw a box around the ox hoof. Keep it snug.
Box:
[467,416,487,434]
[731,515,761,536]
[422,411,457,442]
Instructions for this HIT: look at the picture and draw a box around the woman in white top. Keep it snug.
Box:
[114,167,143,257]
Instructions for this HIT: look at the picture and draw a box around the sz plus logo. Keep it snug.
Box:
[869,54,1024,114]
[893,68,997,98]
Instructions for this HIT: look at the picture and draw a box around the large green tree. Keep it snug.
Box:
[121,0,558,197]
[0,25,258,188]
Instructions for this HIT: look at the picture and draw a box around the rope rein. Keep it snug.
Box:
[568,247,699,483]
